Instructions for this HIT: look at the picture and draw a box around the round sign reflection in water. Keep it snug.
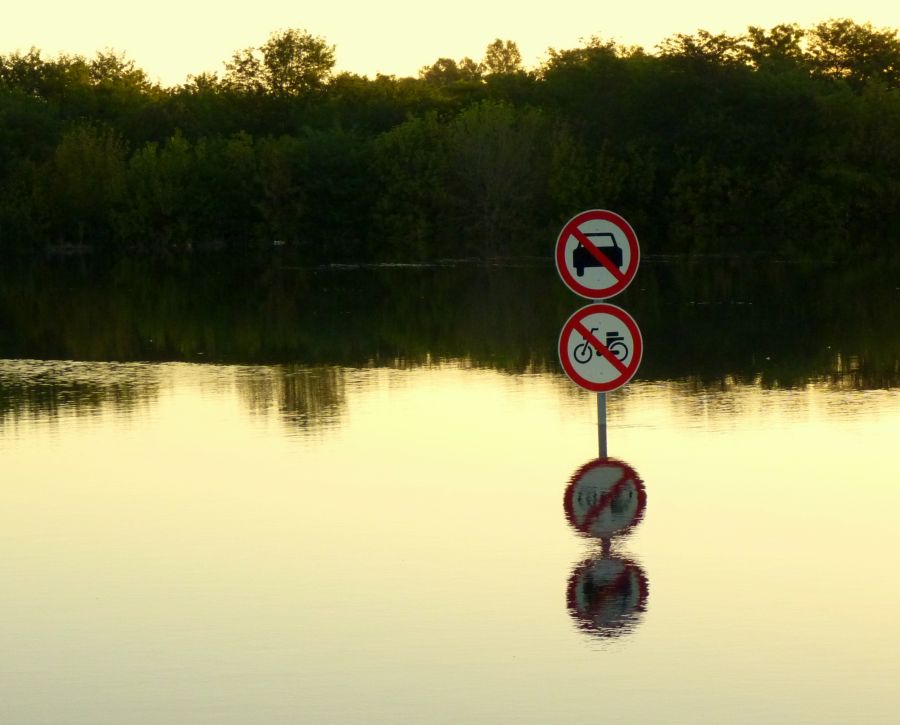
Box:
[563,457,647,539]
[566,556,649,637]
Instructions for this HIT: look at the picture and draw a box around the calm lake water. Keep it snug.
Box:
[1,260,898,723]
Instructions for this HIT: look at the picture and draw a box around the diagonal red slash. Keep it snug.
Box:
[570,227,626,283]
[573,320,629,376]
[579,477,635,529]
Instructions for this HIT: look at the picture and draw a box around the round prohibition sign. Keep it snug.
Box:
[555,209,640,299]
[558,303,643,392]
[563,458,647,539]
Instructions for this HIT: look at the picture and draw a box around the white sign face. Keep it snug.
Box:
[558,303,643,393]
[555,209,640,299]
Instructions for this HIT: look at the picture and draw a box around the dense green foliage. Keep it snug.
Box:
[2,21,900,261]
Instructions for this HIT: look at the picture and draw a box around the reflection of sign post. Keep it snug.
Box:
[564,458,646,538]
[566,556,649,637]
[555,209,640,300]
[558,303,643,393]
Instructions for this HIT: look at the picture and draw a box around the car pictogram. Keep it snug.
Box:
[572,232,623,277]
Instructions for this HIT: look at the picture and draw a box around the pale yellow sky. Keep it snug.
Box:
[2,0,899,86]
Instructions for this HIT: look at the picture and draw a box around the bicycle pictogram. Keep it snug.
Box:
[573,329,629,364]
[558,303,643,393]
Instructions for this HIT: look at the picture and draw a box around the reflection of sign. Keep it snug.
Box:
[555,209,640,299]
[558,303,643,392]
[566,556,649,637]
[564,458,646,538]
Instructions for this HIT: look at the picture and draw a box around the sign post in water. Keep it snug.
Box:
[555,210,643,456]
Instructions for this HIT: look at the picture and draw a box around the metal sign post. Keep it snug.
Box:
[598,392,607,458]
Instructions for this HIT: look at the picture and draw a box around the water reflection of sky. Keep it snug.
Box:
[1,361,899,723]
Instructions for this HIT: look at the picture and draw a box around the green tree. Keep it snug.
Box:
[482,39,522,75]
[192,132,261,244]
[666,155,751,253]
[40,124,128,246]
[89,50,151,88]
[0,158,42,253]
[419,57,482,84]
[740,24,806,71]
[657,30,744,65]
[255,134,308,244]
[445,101,549,255]
[225,29,336,94]
[0,48,89,98]
[807,19,900,87]
[372,112,449,260]
[123,132,196,251]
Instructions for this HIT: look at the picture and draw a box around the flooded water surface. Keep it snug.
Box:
[1,260,898,723]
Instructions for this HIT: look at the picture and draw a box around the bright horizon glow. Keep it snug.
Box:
[3,1,900,87]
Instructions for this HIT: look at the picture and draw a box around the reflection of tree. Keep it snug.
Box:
[235,365,346,430]
[0,360,348,432]
[0,258,897,393]
[0,361,160,426]
[628,259,900,390]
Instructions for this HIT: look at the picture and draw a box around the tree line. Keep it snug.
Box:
[1,21,899,262]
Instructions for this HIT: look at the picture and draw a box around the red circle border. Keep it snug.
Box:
[558,303,643,393]
[555,209,640,299]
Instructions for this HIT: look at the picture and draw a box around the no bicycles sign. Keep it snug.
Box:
[555,209,640,299]
[558,303,643,392]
